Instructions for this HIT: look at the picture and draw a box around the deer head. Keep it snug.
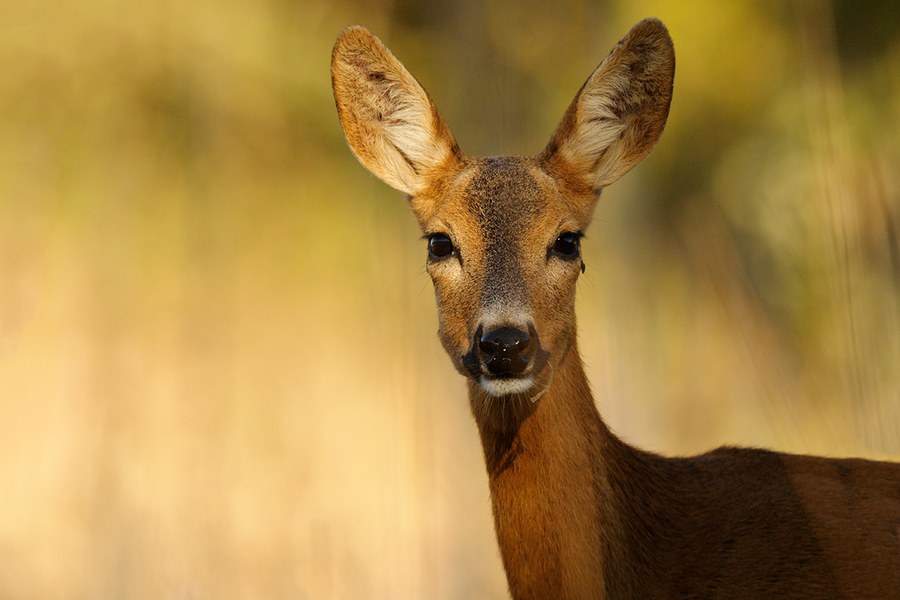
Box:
[331,20,674,424]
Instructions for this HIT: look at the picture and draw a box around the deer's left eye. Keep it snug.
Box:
[428,233,455,260]
[551,232,581,259]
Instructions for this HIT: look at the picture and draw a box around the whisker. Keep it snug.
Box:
[530,361,556,404]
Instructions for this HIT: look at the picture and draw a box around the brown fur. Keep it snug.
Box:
[332,19,900,599]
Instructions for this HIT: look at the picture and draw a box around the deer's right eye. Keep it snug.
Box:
[551,231,582,259]
[427,233,455,260]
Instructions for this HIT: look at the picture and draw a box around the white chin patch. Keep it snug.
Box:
[479,375,535,397]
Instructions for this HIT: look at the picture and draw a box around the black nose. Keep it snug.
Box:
[478,327,532,376]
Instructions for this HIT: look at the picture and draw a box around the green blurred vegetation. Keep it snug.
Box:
[0,0,897,598]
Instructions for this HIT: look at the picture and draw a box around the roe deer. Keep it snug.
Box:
[331,18,900,599]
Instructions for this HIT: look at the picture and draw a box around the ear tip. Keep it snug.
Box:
[628,18,675,54]
[332,25,381,60]
[631,17,670,35]
[336,24,374,43]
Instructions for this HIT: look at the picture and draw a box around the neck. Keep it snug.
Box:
[468,345,623,599]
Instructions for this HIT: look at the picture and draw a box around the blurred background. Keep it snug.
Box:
[0,0,897,597]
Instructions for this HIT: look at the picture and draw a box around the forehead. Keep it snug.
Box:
[465,157,545,222]
[412,156,597,242]
[417,156,580,231]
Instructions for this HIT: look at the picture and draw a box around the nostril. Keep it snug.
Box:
[512,334,531,353]
[479,336,504,354]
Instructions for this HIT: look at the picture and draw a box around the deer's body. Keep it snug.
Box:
[331,19,900,599]
[478,345,899,598]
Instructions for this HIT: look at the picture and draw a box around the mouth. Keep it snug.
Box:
[458,324,551,397]
[478,374,535,397]
[461,347,551,398]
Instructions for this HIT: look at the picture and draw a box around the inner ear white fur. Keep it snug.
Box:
[541,18,675,190]
[331,26,459,195]
[561,73,632,185]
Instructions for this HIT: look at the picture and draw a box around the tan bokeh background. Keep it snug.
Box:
[1,0,897,597]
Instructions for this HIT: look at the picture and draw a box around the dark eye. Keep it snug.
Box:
[427,233,455,260]
[551,232,581,259]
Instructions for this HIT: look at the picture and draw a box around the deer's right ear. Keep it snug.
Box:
[540,19,675,192]
[331,26,460,196]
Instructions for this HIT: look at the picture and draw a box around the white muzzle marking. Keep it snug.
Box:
[479,375,535,397]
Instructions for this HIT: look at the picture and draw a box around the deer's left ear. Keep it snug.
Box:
[331,26,461,196]
[540,19,675,191]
